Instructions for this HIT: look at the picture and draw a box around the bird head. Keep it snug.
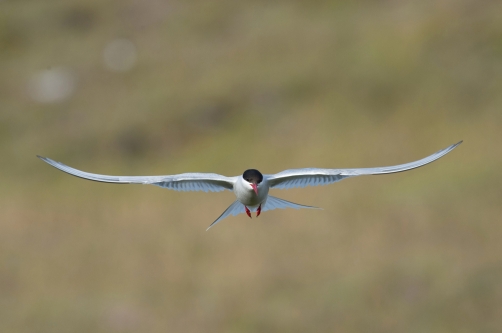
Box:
[242,169,263,195]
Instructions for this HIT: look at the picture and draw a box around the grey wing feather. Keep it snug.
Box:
[37,156,235,192]
[206,201,246,230]
[266,141,462,190]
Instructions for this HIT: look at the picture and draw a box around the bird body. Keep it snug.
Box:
[38,141,462,229]
[234,169,269,207]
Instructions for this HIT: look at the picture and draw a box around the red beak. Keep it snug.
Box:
[251,183,258,195]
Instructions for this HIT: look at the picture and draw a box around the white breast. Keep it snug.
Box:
[233,176,269,208]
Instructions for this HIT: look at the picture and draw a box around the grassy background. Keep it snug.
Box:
[1,0,501,332]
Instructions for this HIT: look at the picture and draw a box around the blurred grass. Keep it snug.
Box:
[1,0,502,332]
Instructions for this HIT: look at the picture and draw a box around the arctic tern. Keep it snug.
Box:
[38,141,461,230]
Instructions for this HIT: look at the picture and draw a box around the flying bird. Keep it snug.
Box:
[38,141,461,230]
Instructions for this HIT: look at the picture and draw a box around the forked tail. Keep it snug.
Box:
[262,196,321,212]
[207,196,320,230]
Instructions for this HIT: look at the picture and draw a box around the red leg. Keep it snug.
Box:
[256,204,261,217]
[245,206,252,218]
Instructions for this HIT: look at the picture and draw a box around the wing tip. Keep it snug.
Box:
[37,155,58,164]
[37,155,56,166]
[443,140,462,154]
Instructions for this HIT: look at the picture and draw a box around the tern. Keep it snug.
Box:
[38,141,461,230]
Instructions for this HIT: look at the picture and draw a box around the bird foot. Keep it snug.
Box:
[256,204,261,217]
[245,206,252,218]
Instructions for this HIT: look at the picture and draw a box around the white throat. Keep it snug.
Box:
[233,176,269,208]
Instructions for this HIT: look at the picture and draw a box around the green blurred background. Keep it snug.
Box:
[1,0,501,332]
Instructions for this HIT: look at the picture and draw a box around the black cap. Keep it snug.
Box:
[242,169,263,184]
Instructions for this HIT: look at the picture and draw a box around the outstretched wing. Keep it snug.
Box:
[38,156,236,192]
[266,141,462,190]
